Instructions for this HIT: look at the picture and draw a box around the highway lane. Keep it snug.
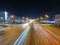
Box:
[23,24,40,45]
[37,23,60,40]
[13,21,35,45]
[24,24,42,45]
[13,23,60,45]
[0,24,27,45]
[33,23,60,45]
[0,22,34,45]
[13,24,37,45]
[42,27,60,40]
[15,23,60,45]
[14,25,30,45]
[0,22,60,45]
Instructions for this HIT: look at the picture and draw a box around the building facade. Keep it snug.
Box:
[0,11,8,23]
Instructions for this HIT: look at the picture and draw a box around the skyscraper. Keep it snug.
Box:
[0,11,8,23]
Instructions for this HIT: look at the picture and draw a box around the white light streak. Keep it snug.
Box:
[5,11,8,20]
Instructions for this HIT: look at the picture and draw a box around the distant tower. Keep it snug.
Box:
[0,11,8,23]
[5,11,8,20]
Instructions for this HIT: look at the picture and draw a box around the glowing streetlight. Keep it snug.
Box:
[26,17,28,20]
[45,14,49,20]
[45,14,49,18]
[40,17,43,20]
[10,15,14,18]
[10,15,15,23]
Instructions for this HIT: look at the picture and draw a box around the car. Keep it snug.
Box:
[0,24,2,28]
[0,29,5,34]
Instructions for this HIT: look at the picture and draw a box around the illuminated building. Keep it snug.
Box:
[0,11,8,22]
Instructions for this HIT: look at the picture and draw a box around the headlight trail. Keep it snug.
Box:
[14,26,30,45]
[33,24,59,45]
[43,28,60,40]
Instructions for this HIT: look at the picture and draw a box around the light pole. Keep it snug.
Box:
[10,15,15,23]
[40,17,43,20]
[40,17,43,23]
[45,14,49,20]
[10,15,14,19]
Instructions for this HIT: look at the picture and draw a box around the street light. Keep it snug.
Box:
[10,15,14,18]
[10,15,15,23]
[10,15,15,21]
[45,14,49,18]
[26,17,28,20]
[45,14,49,21]
[40,17,43,20]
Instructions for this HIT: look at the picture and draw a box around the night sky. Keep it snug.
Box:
[0,0,60,18]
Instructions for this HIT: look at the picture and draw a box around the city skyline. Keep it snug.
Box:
[0,0,60,18]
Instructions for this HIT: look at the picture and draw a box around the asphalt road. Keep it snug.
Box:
[32,22,60,45]
[0,22,60,45]
[24,22,60,45]
[0,24,26,45]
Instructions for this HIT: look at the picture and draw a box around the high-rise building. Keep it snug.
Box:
[0,11,8,23]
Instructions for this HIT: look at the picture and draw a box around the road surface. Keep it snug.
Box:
[0,22,60,45]
[23,22,60,45]
[0,24,27,45]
